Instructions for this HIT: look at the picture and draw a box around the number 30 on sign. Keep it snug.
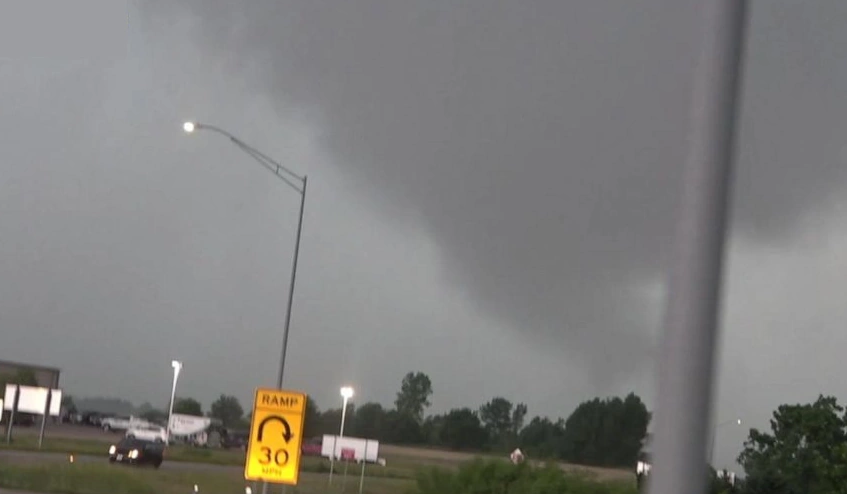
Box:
[244,388,307,485]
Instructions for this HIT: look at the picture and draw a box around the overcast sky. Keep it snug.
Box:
[2,0,847,469]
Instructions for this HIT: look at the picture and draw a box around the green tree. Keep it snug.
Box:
[511,403,528,435]
[519,417,567,459]
[173,397,203,416]
[316,402,356,436]
[302,395,321,438]
[479,397,514,448]
[352,402,386,440]
[384,409,424,444]
[439,408,488,451]
[140,408,168,424]
[61,395,78,414]
[422,414,445,446]
[209,395,244,427]
[738,395,847,494]
[394,371,433,423]
[560,392,649,467]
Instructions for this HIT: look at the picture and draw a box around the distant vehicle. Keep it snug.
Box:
[81,411,104,426]
[102,416,149,432]
[62,412,83,424]
[302,437,322,456]
[126,424,167,443]
[108,437,164,468]
[221,430,248,450]
[2,412,35,427]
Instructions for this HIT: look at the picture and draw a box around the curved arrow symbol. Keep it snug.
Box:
[258,415,293,443]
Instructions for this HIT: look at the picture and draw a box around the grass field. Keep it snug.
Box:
[0,436,633,482]
[0,459,412,494]
[1,425,634,489]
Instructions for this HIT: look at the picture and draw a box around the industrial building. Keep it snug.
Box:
[0,359,61,389]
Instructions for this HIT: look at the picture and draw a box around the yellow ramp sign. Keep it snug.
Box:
[244,388,307,485]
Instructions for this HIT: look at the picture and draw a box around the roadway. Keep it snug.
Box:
[0,449,240,473]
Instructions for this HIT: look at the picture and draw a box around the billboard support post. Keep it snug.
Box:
[5,385,19,444]
[38,389,52,448]
[358,441,368,494]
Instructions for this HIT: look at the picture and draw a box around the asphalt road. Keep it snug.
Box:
[0,449,239,473]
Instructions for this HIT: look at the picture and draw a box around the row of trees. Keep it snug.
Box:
[130,395,246,429]
[734,395,847,494]
[636,394,847,494]
[34,365,847,491]
[299,371,651,469]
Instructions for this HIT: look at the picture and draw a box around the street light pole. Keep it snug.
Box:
[277,175,306,389]
[708,418,741,467]
[182,121,306,391]
[183,122,307,494]
[166,360,182,445]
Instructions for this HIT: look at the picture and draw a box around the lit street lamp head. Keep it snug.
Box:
[340,386,354,399]
[182,121,196,133]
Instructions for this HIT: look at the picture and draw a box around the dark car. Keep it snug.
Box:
[221,430,248,450]
[108,437,164,468]
[2,412,36,426]
[82,411,104,426]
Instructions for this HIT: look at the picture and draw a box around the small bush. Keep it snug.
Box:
[412,459,637,494]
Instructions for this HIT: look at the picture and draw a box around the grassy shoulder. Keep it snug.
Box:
[0,435,634,486]
[0,436,433,480]
[0,458,636,494]
[414,459,638,494]
[0,461,413,494]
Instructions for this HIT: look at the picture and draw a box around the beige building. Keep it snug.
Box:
[0,359,61,389]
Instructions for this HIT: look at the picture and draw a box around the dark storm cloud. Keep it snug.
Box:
[139,0,847,390]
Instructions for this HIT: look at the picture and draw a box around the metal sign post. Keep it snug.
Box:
[358,442,368,494]
[342,459,350,493]
[38,389,52,448]
[648,1,748,494]
[5,385,19,444]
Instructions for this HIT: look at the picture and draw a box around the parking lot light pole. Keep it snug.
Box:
[167,360,182,445]
[329,386,354,485]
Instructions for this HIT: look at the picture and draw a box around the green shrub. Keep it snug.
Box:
[412,459,637,494]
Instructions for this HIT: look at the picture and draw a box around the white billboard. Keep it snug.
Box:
[3,385,61,416]
[169,413,211,436]
[321,435,379,463]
